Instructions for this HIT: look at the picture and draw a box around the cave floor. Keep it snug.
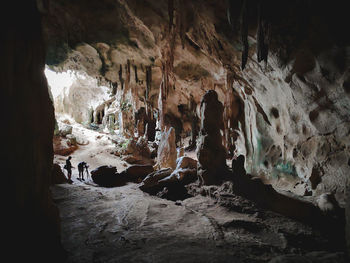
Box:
[51,122,346,263]
[51,178,346,263]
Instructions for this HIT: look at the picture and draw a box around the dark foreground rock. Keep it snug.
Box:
[91,165,124,187]
[51,163,68,185]
[197,90,229,185]
[119,164,154,183]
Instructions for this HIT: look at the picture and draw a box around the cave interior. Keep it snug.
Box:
[2,0,350,262]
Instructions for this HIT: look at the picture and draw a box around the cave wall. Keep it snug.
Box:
[1,1,64,261]
[223,1,350,205]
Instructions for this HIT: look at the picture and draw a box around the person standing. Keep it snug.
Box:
[78,161,89,181]
[64,156,73,182]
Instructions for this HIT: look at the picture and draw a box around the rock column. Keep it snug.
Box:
[197,90,228,185]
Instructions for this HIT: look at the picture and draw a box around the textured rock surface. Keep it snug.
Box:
[156,127,177,170]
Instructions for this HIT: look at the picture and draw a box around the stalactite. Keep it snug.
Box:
[168,0,174,31]
[125,59,131,89]
[176,0,186,49]
[227,2,232,27]
[240,0,249,70]
[134,65,138,83]
[127,59,131,76]
[145,65,152,100]
[257,1,269,63]
[112,82,117,95]
[118,64,124,90]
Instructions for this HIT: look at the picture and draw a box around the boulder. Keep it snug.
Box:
[155,127,177,170]
[139,168,173,191]
[91,165,125,187]
[119,137,154,165]
[51,163,68,185]
[66,134,77,146]
[159,168,197,185]
[59,124,73,137]
[119,165,154,183]
[159,156,198,185]
[122,155,154,166]
[176,156,197,170]
[53,135,78,156]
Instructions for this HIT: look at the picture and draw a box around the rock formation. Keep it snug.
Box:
[119,164,154,183]
[159,156,197,185]
[155,127,177,170]
[51,163,68,185]
[197,90,229,185]
[118,137,154,165]
[91,165,123,187]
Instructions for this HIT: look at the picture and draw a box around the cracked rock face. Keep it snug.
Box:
[43,0,350,206]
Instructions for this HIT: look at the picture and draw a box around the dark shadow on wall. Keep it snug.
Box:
[1,1,66,262]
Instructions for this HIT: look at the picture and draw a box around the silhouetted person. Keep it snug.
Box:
[78,161,89,181]
[64,156,73,182]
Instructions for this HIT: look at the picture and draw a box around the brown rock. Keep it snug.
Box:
[53,136,78,156]
[119,165,154,183]
[120,137,154,165]
[176,156,197,170]
[155,127,177,170]
[139,168,173,191]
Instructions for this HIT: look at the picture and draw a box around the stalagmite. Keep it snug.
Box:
[156,126,177,170]
[240,0,249,70]
[118,64,124,89]
[197,90,229,185]
[133,64,138,83]
[145,65,152,100]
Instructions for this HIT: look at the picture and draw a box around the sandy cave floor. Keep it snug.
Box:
[51,124,347,263]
